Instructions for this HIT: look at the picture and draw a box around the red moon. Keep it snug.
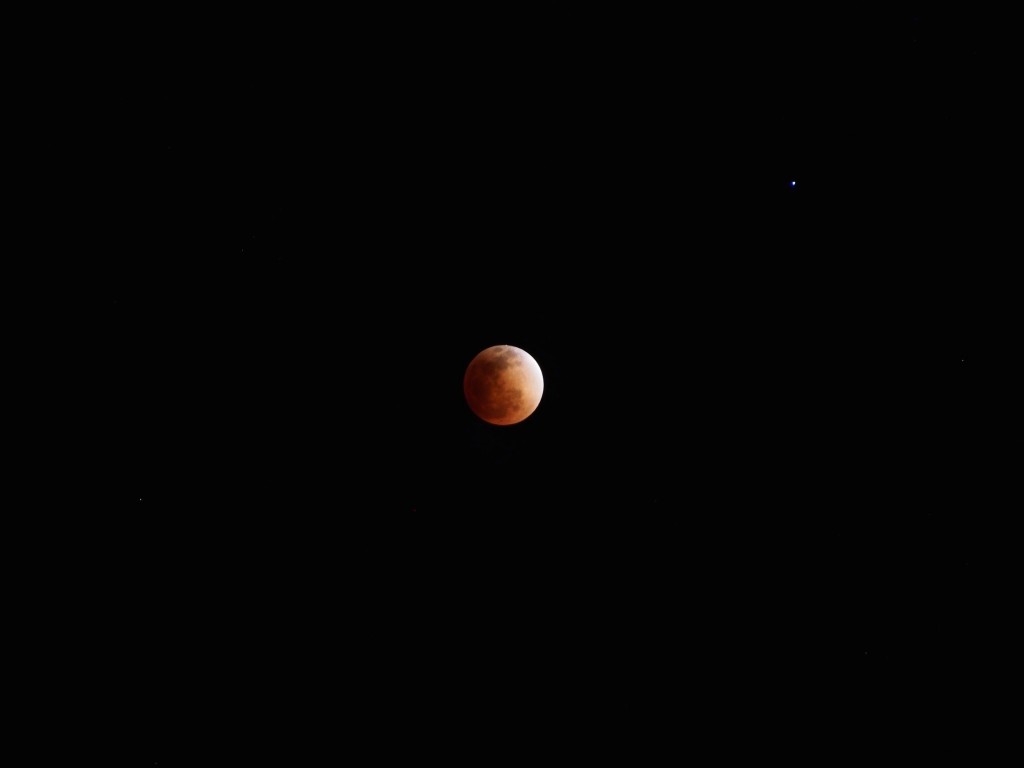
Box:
[464,345,544,426]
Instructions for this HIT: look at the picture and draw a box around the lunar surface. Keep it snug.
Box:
[463,345,544,426]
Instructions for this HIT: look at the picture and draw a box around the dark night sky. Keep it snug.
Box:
[75,7,989,760]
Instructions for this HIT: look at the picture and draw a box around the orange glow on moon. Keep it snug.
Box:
[463,344,544,426]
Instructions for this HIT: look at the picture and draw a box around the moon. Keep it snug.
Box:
[464,345,544,426]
